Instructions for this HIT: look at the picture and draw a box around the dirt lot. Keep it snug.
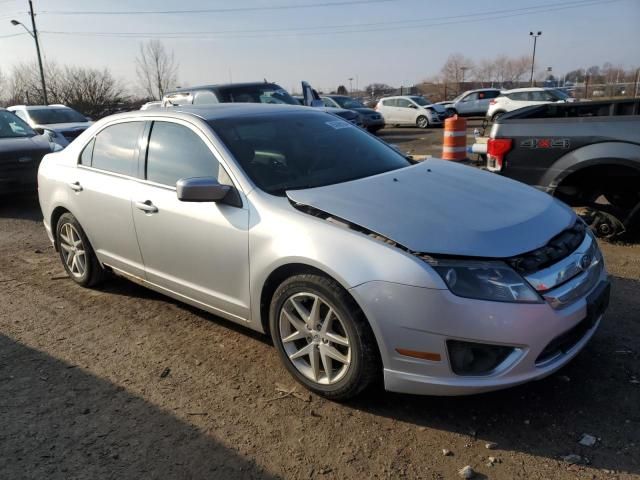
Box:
[1,192,639,480]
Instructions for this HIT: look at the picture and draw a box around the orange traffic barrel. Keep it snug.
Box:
[442,115,467,161]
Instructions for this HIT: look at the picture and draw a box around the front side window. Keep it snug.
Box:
[409,96,430,106]
[27,108,87,124]
[396,98,413,108]
[91,122,143,176]
[462,93,478,102]
[0,110,36,138]
[210,112,410,195]
[146,121,224,187]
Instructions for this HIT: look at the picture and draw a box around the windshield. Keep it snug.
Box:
[210,112,410,195]
[0,110,36,138]
[549,89,570,100]
[332,96,365,109]
[218,84,299,105]
[27,108,87,124]
[409,96,431,106]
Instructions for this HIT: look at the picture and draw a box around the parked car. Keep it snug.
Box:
[375,95,447,128]
[8,104,92,148]
[321,95,385,133]
[483,99,640,238]
[38,104,609,400]
[486,88,576,121]
[163,82,301,107]
[0,108,57,194]
[437,88,501,117]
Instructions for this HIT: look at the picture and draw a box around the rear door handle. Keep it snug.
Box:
[135,200,158,214]
[68,181,83,192]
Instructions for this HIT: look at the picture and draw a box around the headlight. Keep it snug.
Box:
[431,259,542,303]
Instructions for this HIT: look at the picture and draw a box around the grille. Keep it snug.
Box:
[508,222,586,275]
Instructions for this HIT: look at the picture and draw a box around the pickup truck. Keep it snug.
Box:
[483,99,640,238]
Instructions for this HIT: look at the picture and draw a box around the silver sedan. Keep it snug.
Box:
[38,104,610,400]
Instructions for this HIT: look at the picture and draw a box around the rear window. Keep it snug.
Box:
[217,84,298,105]
[0,110,36,138]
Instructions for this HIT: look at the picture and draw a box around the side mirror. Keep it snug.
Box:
[34,127,46,135]
[408,104,418,109]
[176,177,240,206]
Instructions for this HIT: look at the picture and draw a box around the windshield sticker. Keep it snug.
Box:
[326,120,352,130]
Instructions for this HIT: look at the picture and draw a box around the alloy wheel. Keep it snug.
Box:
[279,292,351,385]
[59,222,87,278]
[417,116,429,128]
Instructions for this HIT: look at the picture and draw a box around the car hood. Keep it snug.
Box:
[436,101,453,107]
[424,104,446,113]
[286,160,575,258]
[0,134,51,155]
[35,122,91,132]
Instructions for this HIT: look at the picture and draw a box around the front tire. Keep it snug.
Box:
[416,115,429,129]
[56,212,104,287]
[269,274,379,401]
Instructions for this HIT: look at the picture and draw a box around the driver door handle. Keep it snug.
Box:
[68,181,83,192]
[135,200,158,214]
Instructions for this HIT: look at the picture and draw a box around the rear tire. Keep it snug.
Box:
[56,212,104,287]
[491,111,505,122]
[269,274,379,401]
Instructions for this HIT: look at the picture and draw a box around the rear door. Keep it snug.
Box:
[72,121,146,277]
[377,98,397,123]
[131,119,250,321]
[477,90,500,114]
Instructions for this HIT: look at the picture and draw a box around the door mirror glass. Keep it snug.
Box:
[176,177,232,203]
[34,127,46,135]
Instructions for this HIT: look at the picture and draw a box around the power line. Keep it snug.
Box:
[39,0,395,16]
[39,0,619,39]
[38,0,602,36]
[0,32,27,38]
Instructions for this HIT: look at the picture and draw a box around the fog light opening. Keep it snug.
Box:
[447,340,515,376]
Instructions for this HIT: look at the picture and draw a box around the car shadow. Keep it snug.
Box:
[0,193,42,221]
[344,274,640,475]
[0,333,281,479]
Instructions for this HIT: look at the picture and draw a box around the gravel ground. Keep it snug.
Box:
[1,192,639,480]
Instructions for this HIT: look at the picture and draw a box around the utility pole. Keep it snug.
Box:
[635,68,640,98]
[10,1,48,105]
[529,31,542,87]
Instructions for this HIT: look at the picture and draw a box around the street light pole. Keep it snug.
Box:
[529,31,542,87]
[348,77,354,95]
[11,0,48,105]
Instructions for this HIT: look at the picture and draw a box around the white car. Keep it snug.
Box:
[375,95,446,128]
[8,104,92,148]
[486,88,575,121]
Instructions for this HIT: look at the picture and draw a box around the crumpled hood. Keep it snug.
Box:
[287,160,575,258]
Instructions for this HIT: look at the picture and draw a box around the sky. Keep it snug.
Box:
[1,0,639,94]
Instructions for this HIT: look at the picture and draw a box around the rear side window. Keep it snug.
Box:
[381,99,396,107]
[508,92,528,101]
[484,90,500,99]
[146,121,223,187]
[91,122,143,176]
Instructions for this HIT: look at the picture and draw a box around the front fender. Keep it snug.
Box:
[541,142,640,192]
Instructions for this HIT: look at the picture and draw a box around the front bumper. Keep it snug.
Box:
[350,265,608,396]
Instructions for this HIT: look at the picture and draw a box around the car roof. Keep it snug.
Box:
[167,82,283,95]
[107,103,326,123]
[8,104,71,110]
[502,87,549,93]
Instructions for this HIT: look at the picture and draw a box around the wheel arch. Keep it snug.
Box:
[50,205,72,251]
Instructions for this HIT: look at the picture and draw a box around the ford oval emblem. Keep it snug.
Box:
[579,254,592,270]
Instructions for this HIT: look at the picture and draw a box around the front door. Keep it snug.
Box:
[395,98,417,125]
[131,120,250,322]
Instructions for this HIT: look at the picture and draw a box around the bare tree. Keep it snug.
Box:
[136,40,178,100]
[440,53,475,96]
